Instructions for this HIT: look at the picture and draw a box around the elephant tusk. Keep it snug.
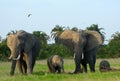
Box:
[74,53,75,59]
[13,54,21,60]
[9,55,12,60]
[82,53,84,59]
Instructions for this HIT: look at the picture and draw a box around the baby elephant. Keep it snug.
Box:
[99,60,111,72]
[47,55,64,73]
[99,60,120,72]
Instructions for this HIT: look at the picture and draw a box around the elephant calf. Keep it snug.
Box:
[47,55,64,73]
[99,60,111,72]
[99,60,120,72]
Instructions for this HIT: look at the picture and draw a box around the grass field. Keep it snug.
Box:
[0,58,120,81]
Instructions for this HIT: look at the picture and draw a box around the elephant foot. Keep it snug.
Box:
[73,68,83,74]
[90,70,95,73]
[10,72,14,76]
[28,70,33,75]
[68,70,82,74]
[73,71,82,74]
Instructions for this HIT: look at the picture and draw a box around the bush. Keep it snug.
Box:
[97,45,108,58]
[106,40,120,58]
[38,44,72,59]
[0,39,10,61]
[97,40,120,58]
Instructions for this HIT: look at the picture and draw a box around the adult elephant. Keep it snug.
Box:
[56,30,103,73]
[7,30,41,75]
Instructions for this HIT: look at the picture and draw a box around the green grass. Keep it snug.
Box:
[0,58,120,81]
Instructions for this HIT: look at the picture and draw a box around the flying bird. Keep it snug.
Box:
[28,14,32,17]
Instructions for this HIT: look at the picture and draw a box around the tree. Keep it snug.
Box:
[51,25,66,43]
[86,24,105,42]
[33,31,49,44]
[0,38,10,61]
[71,27,79,32]
[111,31,120,41]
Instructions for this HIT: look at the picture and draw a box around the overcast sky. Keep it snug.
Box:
[0,0,120,43]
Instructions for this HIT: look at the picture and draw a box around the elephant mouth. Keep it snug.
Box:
[9,54,21,60]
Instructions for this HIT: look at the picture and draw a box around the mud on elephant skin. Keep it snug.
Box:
[7,30,41,75]
[47,55,64,73]
[56,30,103,73]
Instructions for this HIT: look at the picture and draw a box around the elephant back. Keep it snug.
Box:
[52,55,63,66]
[60,30,81,43]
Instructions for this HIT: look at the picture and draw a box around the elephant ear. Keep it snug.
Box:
[17,30,35,53]
[85,30,103,51]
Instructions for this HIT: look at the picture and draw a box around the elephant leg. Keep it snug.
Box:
[26,52,33,74]
[81,59,87,73]
[74,53,82,73]
[84,46,99,72]
[86,48,98,72]
[47,60,56,73]
[61,65,64,73]
[50,66,56,73]
[10,60,17,75]
[47,60,52,72]
[58,67,61,73]
[31,55,36,71]
[17,60,23,74]
[22,60,27,74]
[86,53,95,72]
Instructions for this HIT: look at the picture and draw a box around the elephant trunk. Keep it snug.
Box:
[9,51,21,75]
[10,60,17,75]
[9,55,13,60]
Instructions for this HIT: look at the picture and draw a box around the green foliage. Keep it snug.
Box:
[107,40,120,57]
[33,31,50,44]
[71,27,79,32]
[38,44,72,59]
[97,39,120,58]
[86,24,105,42]
[97,45,108,58]
[0,39,10,61]
[51,25,66,43]
[111,31,120,40]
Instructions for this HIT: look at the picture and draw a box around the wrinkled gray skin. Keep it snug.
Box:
[56,30,103,73]
[47,55,64,73]
[7,30,41,75]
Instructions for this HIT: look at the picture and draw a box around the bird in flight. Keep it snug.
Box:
[28,14,32,17]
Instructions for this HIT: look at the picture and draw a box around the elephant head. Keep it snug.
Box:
[7,30,41,75]
[57,29,103,73]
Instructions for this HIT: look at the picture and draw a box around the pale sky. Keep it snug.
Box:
[0,0,120,43]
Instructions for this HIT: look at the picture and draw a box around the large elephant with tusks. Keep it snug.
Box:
[56,30,103,73]
[7,30,41,75]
